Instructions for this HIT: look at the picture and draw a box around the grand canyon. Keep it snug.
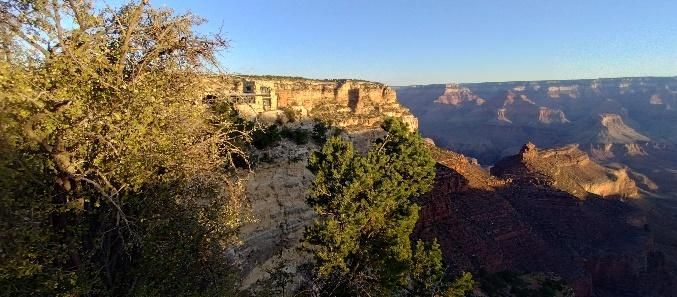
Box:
[224,76,677,296]
[5,1,676,296]
[395,77,677,295]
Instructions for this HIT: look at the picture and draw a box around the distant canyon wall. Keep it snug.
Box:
[398,77,677,145]
[396,77,677,195]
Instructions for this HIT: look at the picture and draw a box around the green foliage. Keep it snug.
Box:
[253,124,311,148]
[0,1,248,295]
[312,121,329,144]
[243,259,295,297]
[304,117,443,295]
[253,125,282,149]
[410,240,445,295]
[410,241,474,297]
[115,182,241,297]
[281,126,310,145]
[445,272,475,297]
[479,271,571,297]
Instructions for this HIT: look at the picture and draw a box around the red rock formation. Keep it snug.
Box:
[538,107,570,124]
[414,146,673,297]
[492,143,640,199]
[588,113,651,144]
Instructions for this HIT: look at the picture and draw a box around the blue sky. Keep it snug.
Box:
[155,0,677,85]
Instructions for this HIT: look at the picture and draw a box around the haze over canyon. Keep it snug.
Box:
[396,77,677,294]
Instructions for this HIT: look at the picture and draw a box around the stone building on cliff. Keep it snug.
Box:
[228,78,279,112]
[200,75,419,131]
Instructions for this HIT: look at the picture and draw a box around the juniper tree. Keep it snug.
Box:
[305,118,455,296]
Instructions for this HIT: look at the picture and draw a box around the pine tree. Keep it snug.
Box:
[305,118,443,295]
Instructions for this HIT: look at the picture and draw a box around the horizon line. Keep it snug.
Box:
[227,72,677,87]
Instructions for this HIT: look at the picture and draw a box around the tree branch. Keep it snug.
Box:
[116,0,147,79]
[5,22,50,57]
[65,0,87,30]
[50,0,65,44]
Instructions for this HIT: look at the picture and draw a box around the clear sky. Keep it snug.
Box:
[155,0,677,85]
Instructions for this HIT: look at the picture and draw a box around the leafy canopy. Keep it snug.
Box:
[0,0,249,295]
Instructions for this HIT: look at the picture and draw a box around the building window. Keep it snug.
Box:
[262,97,272,111]
[244,81,255,93]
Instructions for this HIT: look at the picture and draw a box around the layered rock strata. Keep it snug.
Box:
[414,146,673,297]
[203,75,418,131]
[491,143,640,199]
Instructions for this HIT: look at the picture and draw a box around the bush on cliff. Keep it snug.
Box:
[281,126,310,145]
[253,124,283,149]
[312,121,330,144]
[304,118,473,296]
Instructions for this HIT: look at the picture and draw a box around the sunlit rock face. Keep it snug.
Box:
[398,77,677,296]
[590,113,650,144]
[435,83,486,106]
[398,77,675,147]
[492,143,640,199]
[225,76,677,296]
[202,75,418,131]
[538,107,570,124]
[234,119,419,290]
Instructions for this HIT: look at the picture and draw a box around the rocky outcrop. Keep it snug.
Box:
[205,75,418,131]
[588,143,650,160]
[233,127,672,296]
[229,76,677,296]
[538,107,570,124]
[547,85,580,98]
[397,77,674,156]
[435,84,486,106]
[587,113,651,144]
[492,143,640,199]
[488,91,570,125]
[414,146,673,297]
[396,77,676,205]
[234,126,413,289]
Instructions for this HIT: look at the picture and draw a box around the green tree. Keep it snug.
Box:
[305,118,444,296]
[410,240,445,295]
[311,121,329,144]
[0,0,249,295]
[410,240,474,297]
[444,272,475,297]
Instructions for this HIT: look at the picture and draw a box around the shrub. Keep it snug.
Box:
[0,1,247,295]
[304,118,445,295]
[253,125,282,149]
[281,127,310,145]
[282,107,299,123]
[312,122,329,144]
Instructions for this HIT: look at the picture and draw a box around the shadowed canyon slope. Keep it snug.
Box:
[415,146,674,297]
